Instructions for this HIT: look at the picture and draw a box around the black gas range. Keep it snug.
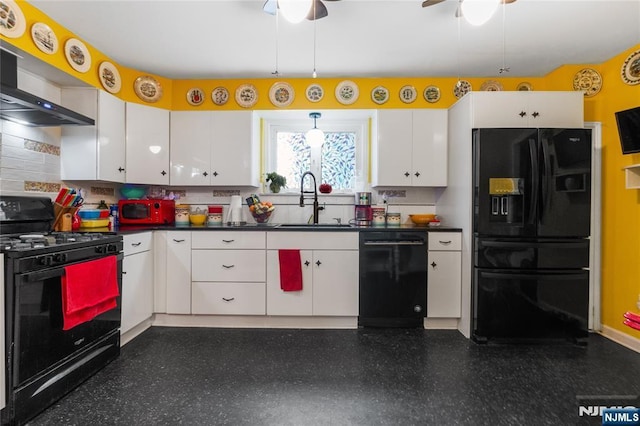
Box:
[0,196,123,425]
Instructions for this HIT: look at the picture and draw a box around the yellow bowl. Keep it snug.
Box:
[409,214,436,225]
[189,214,207,226]
[80,218,110,228]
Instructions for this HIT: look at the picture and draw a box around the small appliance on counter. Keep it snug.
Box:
[118,199,175,225]
[354,192,372,226]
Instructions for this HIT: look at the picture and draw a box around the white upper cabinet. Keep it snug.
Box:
[470,91,584,128]
[373,109,448,187]
[125,102,170,185]
[170,111,258,186]
[61,89,126,182]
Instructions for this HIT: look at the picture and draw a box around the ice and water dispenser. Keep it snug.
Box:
[488,177,524,224]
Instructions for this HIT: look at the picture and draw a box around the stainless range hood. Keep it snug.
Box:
[0,50,94,127]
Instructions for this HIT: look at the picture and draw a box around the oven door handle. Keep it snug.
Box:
[363,241,425,246]
[21,253,123,283]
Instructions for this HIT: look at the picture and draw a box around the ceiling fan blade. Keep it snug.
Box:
[422,0,446,7]
[263,0,277,15]
[307,0,328,20]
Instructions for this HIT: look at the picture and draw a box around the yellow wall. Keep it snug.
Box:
[3,2,640,340]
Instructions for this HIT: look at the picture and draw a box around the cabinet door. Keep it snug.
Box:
[125,103,170,185]
[170,111,212,186]
[121,250,153,334]
[427,251,461,318]
[210,111,257,186]
[97,92,126,182]
[166,232,191,314]
[527,92,584,128]
[375,110,413,186]
[412,109,448,186]
[266,250,313,316]
[312,250,359,316]
[471,92,529,128]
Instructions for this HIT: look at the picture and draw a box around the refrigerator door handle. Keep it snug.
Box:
[540,136,552,221]
[528,138,539,225]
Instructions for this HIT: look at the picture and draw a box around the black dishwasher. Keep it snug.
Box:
[358,231,427,328]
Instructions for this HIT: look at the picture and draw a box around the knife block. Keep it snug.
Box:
[53,203,78,232]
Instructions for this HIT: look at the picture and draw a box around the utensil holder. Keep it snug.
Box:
[53,202,78,232]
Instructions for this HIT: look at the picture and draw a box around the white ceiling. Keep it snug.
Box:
[28,0,640,80]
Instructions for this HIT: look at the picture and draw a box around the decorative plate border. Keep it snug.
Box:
[371,86,389,105]
[423,85,441,103]
[0,0,26,38]
[480,80,503,92]
[573,68,602,97]
[516,82,533,91]
[453,80,472,99]
[399,85,417,104]
[31,22,58,54]
[335,80,359,105]
[235,84,258,108]
[64,38,92,73]
[134,75,163,103]
[186,88,205,106]
[306,84,324,103]
[212,87,230,106]
[621,50,640,86]
[98,61,121,94]
[269,82,295,108]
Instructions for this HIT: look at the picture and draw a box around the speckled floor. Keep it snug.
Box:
[27,328,640,426]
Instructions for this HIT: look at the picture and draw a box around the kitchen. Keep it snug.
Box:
[1,0,640,424]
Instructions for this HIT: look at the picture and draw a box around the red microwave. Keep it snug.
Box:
[118,199,175,225]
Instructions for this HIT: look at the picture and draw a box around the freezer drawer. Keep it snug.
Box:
[474,237,589,269]
[472,268,589,343]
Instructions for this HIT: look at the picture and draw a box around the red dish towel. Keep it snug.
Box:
[61,255,120,331]
[278,249,303,292]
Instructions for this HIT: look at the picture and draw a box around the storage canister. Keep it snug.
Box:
[372,207,386,226]
[175,204,190,226]
[386,212,401,226]
[207,205,223,226]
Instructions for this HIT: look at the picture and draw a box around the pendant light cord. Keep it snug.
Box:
[499,1,510,74]
[456,0,461,87]
[312,1,318,78]
[273,7,280,76]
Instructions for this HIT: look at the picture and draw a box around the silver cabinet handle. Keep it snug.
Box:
[173,239,185,243]
[438,240,452,245]
[222,239,235,243]
[222,264,235,269]
[222,297,235,302]
[131,242,142,247]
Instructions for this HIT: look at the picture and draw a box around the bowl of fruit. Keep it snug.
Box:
[247,194,275,224]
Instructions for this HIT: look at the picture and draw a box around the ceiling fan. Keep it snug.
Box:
[263,0,341,21]
[422,0,517,18]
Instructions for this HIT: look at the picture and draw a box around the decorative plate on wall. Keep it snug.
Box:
[269,82,295,107]
[371,86,389,105]
[64,38,92,73]
[0,0,26,38]
[423,85,441,103]
[98,61,121,94]
[453,80,472,99]
[572,68,602,97]
[306,84,324,102]
[31,22,58,54]
[480,80,504,92]
[134,75,163,103]
[235,84,258,108]
[516,82,533,91]
[186,88,205,106]
[335,80,359,105]
[621,50,640,86]
[211,87,229,106]
[399,85,417,104]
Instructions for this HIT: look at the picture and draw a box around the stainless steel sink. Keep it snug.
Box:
[276,223,353,228]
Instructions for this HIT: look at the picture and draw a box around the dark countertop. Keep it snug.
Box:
[114,224,462,234]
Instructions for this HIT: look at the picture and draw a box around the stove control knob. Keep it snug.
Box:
[107,244,119,253]
[95,245,106,254]
[53,253,68,263]
[38,255,53,266]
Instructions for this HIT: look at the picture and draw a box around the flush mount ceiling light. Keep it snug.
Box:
[460,0,500,26]
[278,0,313,23]
[305,112,324,147]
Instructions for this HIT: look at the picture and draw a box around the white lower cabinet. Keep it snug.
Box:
[427,232,462,318]
[266,232,359,316]
[121,233,154,334]
[166,231,192,314]
[191,231,266,315]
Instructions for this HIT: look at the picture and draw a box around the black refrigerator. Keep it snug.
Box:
[472,128,592,344]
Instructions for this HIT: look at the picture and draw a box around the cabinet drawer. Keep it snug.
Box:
[123,232,153,256]
[192,231,266,249]
[428,232,461,251]
[267,232,358,250]
[192,282,266,315]
[192,249,265,282]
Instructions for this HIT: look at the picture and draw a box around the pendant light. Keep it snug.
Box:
[279,0,313,24]
[305,112,324,147]
[461,0,500,26]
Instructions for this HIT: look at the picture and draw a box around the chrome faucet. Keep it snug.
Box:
[299,171,324,224]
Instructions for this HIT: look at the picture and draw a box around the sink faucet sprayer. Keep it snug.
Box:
[299,171,324,224]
